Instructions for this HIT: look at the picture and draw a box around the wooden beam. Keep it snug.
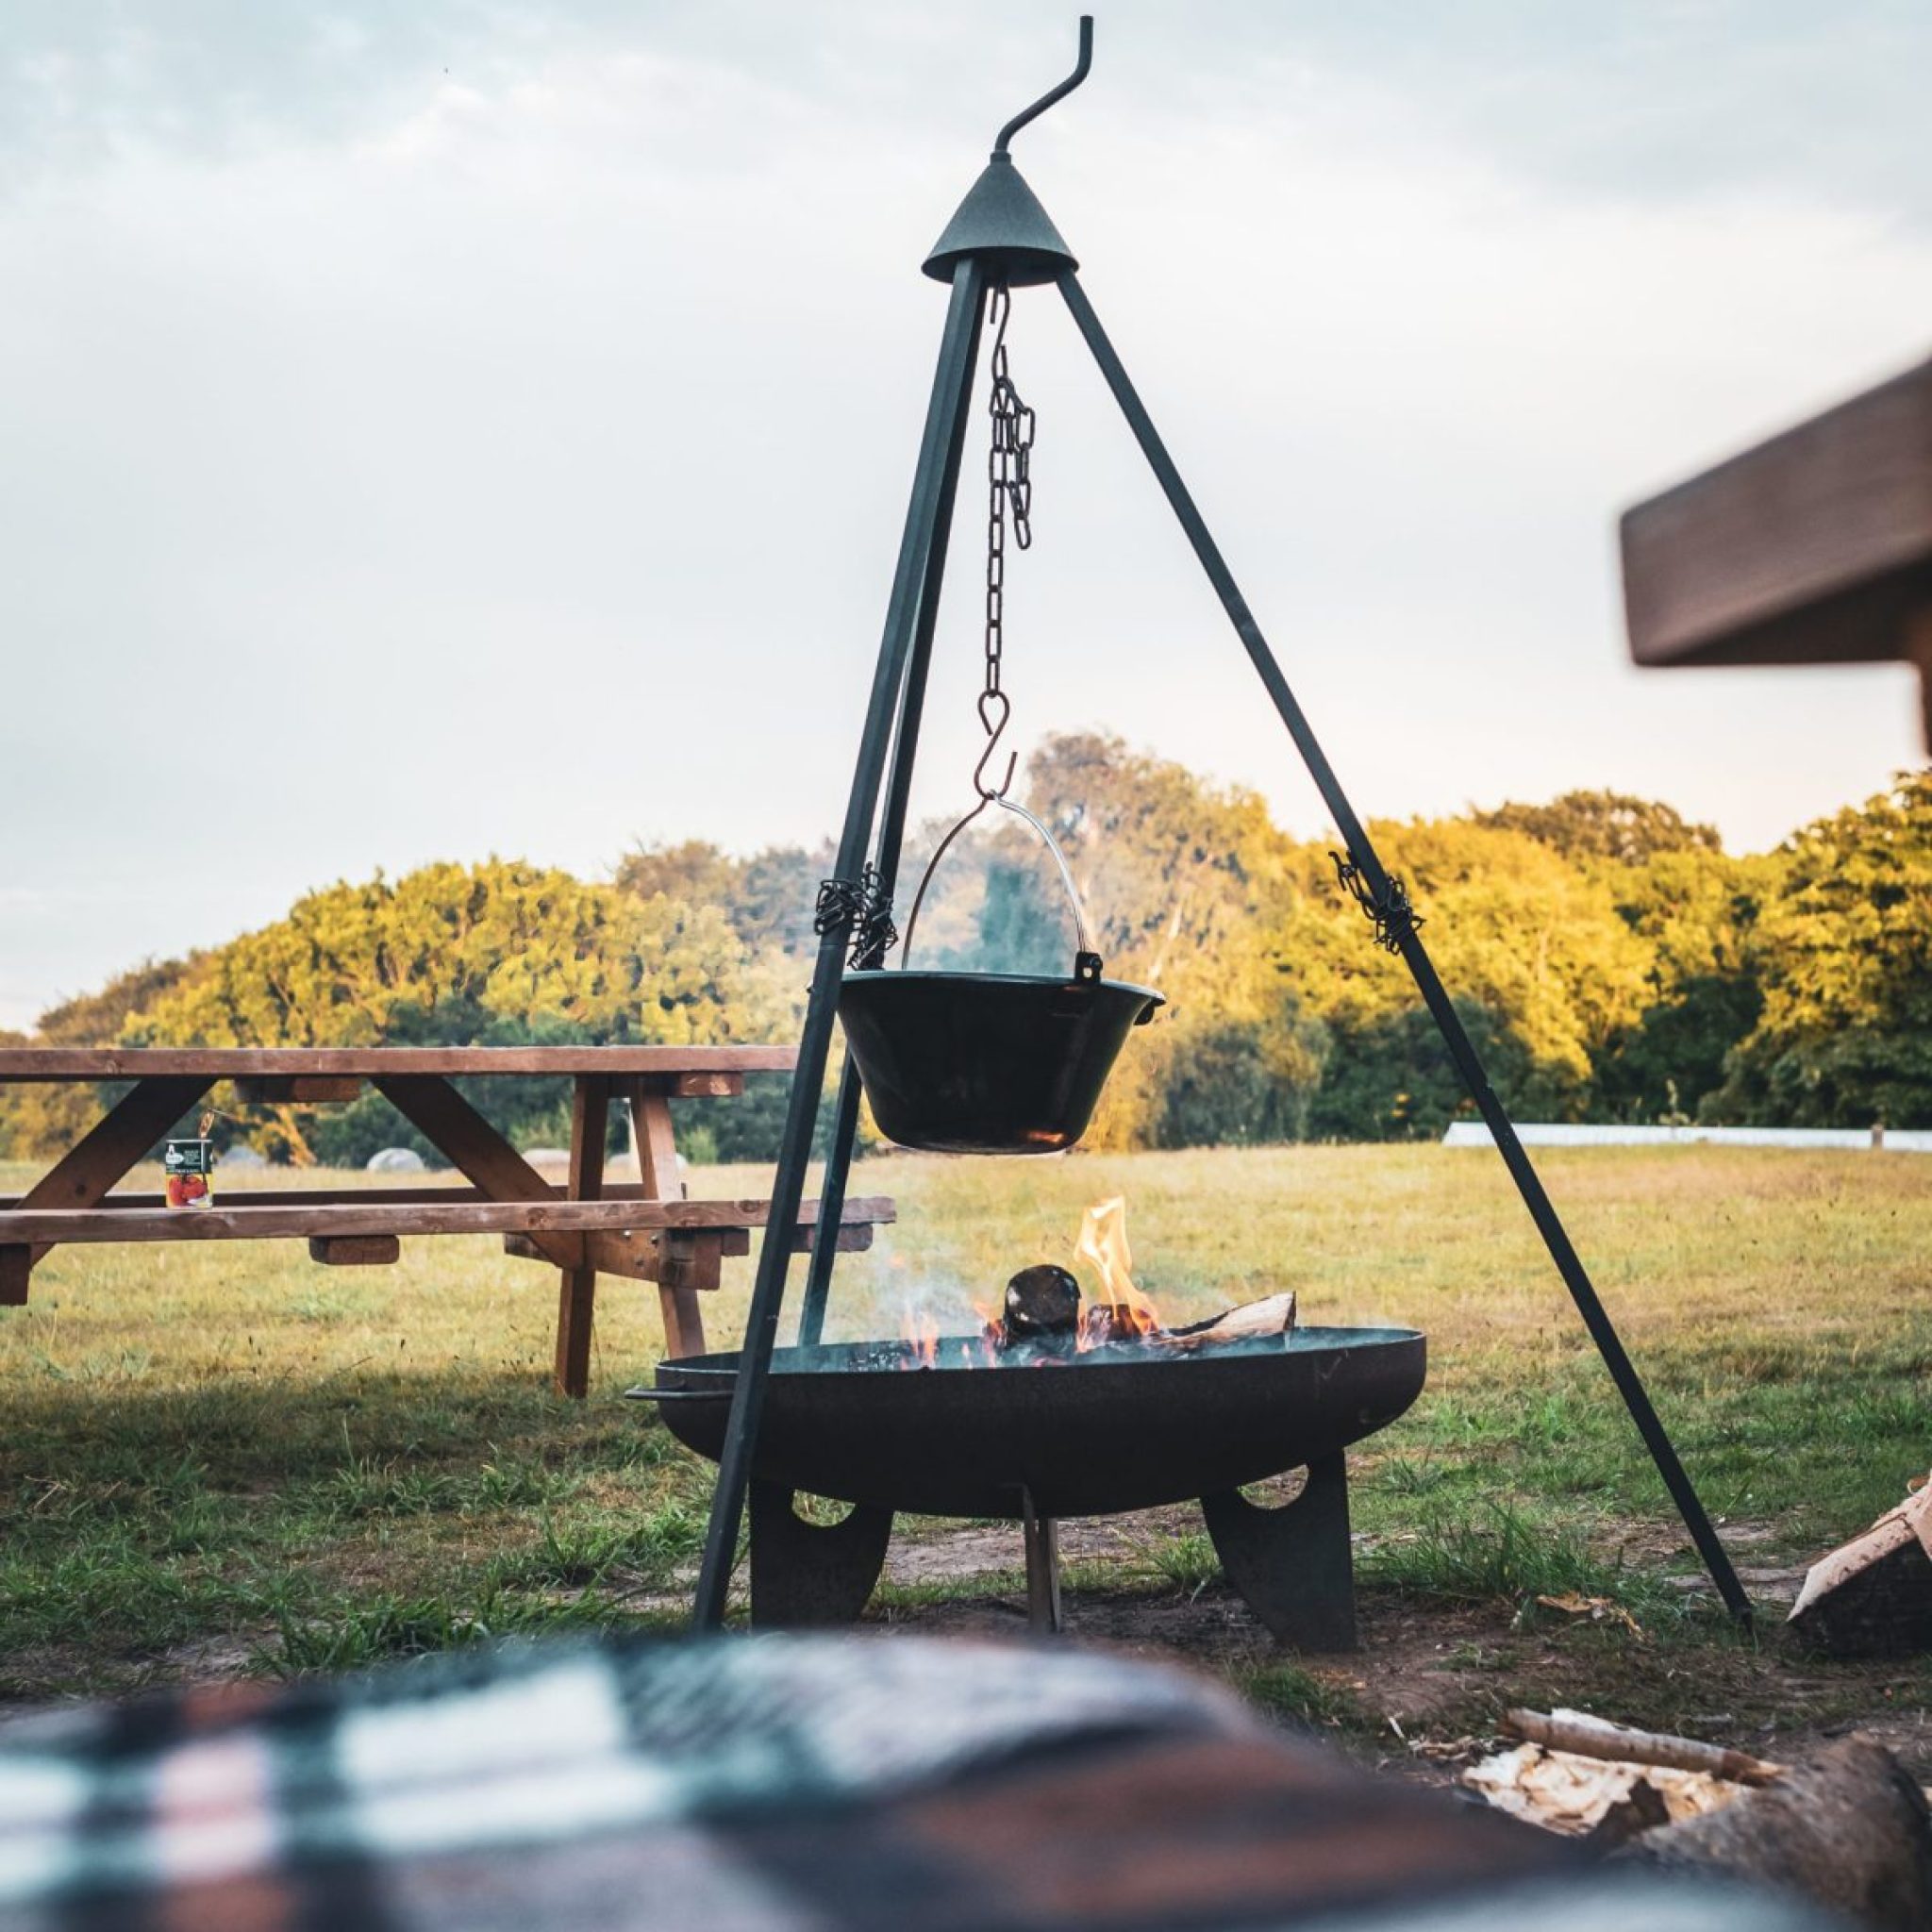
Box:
[0,1046,796,1082]
[1623,355,1932,675]
[631,1088,686,1204]
[371,1074,575,1270]
[235,1076,364,1105]
[0,1181,741,1213]
[308,1234,401,1266]
[0,1196,895,1244]
[503,1222,873,1281]
[2,1074,209,1300]
[657,1232,725,1304]
[796,1224,878,1255]
[631,1078,703,1357]
[648,1072,745,1100]
[502,1227,739,1288]
[508,1228,640,1278]
[554,1077,609,1399]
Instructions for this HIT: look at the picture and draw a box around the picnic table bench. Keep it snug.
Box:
[0,1046,891,1396]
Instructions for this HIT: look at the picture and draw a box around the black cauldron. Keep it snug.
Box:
[841,793,1163,1154]
[839,955,1161,1153]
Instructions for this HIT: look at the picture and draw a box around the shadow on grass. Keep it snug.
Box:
[2,1367,709,1699]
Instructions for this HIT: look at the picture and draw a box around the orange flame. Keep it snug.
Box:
[971,1299,1005,1362]
[1074,1195,1164,1346]
[899,1304,941,1369]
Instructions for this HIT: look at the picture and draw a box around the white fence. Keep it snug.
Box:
[1441,1122,1932,1153]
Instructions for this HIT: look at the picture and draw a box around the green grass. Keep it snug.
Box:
[5,1142,1930,1760]
[1235,1658,1367,1731]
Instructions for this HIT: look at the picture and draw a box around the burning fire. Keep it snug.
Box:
[899,1304,941,1369]
[891,1196,1167,1367]
[1074,1196,1164,1347]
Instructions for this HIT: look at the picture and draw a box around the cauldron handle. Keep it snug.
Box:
[902,793,1097,971]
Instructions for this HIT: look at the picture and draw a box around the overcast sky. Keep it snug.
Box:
[6,2,1931,1029]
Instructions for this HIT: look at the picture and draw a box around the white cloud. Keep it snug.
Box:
[2,6,1928,1019]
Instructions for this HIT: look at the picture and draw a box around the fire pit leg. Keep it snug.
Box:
[1201,1454,1356,1652]
[1020,1488,1063,1635]
[747,1481,893,1629]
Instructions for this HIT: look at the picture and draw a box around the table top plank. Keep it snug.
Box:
[0,1183,846,1212]
[0,1046,797,1082]
[0,1196,895,1245]
[1622,354,1932,670]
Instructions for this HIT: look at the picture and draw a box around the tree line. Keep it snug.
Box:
[5,735,1929,1165]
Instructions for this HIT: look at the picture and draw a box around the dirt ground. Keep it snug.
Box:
[855,1508,1932,1794]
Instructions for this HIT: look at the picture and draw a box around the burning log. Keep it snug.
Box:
[1081,1291,1296,1350]
[1167,1292,1297,1349]
[988,1279,1296,1355]
[980,1202,1297,1357]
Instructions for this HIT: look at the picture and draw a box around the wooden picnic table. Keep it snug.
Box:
[0,1047,891,1397]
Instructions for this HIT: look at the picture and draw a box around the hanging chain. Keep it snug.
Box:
[976,281,1034,800]
[818,286,1041,965]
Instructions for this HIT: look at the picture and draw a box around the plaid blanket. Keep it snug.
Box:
[0,1634,1832,1930]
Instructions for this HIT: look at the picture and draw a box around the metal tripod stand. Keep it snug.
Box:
[691,17,1751,1631]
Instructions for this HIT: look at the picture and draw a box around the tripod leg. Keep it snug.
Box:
[691,260,990,1629]
[798,291,984,1348]
[1058,268,1750,1626]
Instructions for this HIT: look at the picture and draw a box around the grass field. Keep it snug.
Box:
[5,1142,1930,1779]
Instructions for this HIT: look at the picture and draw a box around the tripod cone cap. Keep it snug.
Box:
[923,155,1077,287]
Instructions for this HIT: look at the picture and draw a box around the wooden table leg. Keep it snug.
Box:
[553,1076,609,1399]
[373,1074,586,1391]
[632,1079,706,1358]
[1,1075,208,1305]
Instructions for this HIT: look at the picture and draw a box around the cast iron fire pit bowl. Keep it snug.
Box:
[650,1324,1425,1519]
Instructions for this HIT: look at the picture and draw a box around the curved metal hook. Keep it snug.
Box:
[974,743,1020,800]
[974,690,1017,799]
[993,15,1093,158]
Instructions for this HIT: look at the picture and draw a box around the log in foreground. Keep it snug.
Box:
[1788,1471,1932,1657]
[1476,1708,1932,1928]
[1616,1737,1932,1932]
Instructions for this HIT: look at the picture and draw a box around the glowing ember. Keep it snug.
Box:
[1074,1196,1164,1348]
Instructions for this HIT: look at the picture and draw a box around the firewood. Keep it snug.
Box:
[1788,1474,1932,1657]
[1502,1708,1785,1787]
[1582,1777,1671,1849]
[1466,1739,1740,1837]
[1165,1291,1297,1348]
[1615,1737,1932,1932]
[1078,1301,1157,1347]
